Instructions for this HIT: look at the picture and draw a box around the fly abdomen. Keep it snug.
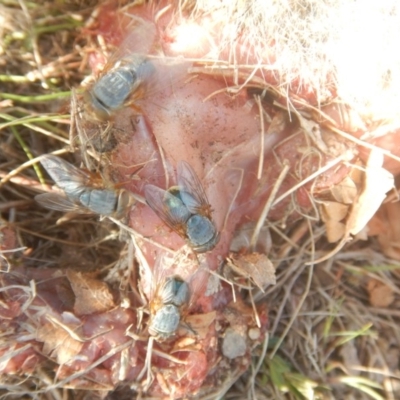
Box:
[186,214,219,252]
[149,304,181,340]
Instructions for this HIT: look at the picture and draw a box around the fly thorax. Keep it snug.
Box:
[172,279,190,307]
[149,304,180,339]
[161,277,190,307]
[165,188,191,222]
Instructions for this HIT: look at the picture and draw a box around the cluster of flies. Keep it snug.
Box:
[35,33,219,341]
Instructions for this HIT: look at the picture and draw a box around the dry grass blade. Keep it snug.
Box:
[2,1,400,400]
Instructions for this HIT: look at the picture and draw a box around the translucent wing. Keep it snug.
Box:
[100,17,156,70]
[148,254,175,313]
[187,267,210,310]
[144,184,188,235]
[177,161,211,217]
[79,189,117,216]
[35,193,90,214]
[40,155,89,200]
[71,89,107,169]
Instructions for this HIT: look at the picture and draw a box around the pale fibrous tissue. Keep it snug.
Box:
[2,0,400,398]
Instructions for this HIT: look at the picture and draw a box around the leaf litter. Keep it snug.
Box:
[1,1,400,400]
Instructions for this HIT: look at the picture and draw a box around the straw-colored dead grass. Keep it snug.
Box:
[1,1,400,399]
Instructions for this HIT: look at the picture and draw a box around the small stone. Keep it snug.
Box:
[248,327,261,341]
[222,328,247,359]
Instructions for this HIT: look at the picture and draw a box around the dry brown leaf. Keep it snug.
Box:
[320,201,349,222]
[185,311,217,339]
[67,270,115,316]
[367,278,395,308]
[347,149,394,236]
[323,220,346,243]
[227,252,276,291]
[320,201,349,243]
[368,202,400,260]
[297,113,328,153]
[330,176,358,204]
[173,337,197,349]
[37,322,83,365]
[267,111,287,135]
[309,149,394,264]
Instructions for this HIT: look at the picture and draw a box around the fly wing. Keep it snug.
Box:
[100,17,156,71]
[177,161,211,216]
[147,254,176,314]
[187,266,210,311]
[80,189,118,216]
[71,89,103,170]
[144,184,187,234]
[40,155,89,200]
[35,193,90,214]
